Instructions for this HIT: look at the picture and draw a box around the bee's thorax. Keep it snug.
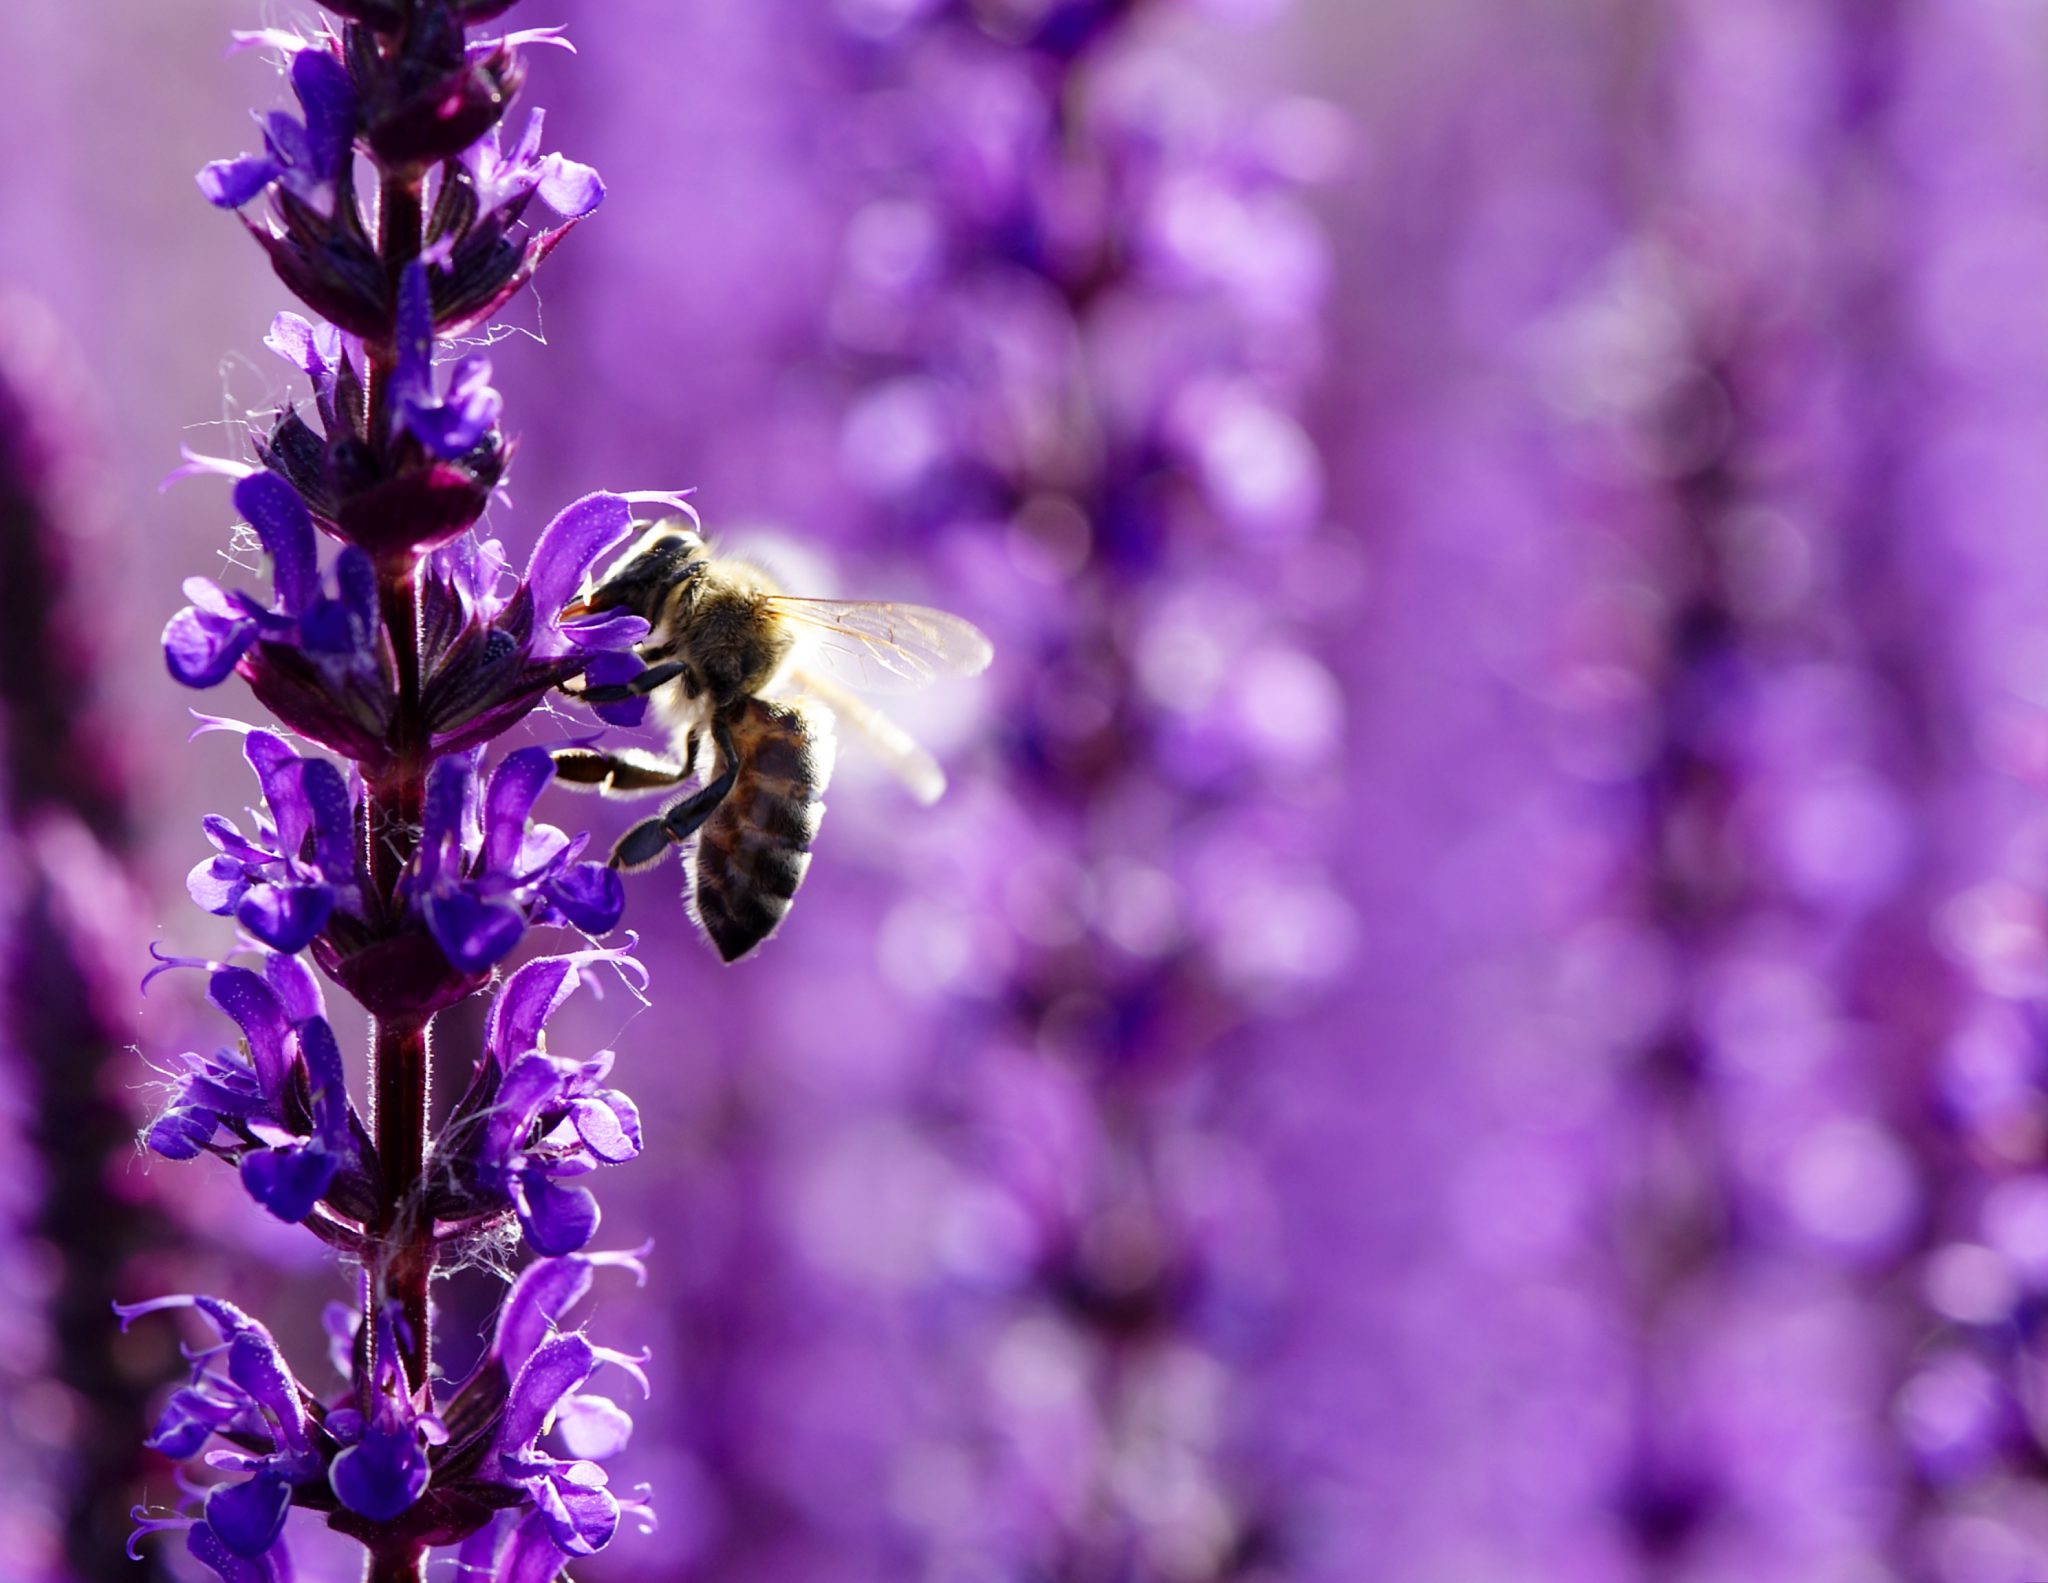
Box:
[655,561,795,709]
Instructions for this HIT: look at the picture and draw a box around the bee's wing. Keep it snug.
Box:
[764,597,993,695]
[784,667,947,805]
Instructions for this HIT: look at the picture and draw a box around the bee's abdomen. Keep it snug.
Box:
[691,698,836,962]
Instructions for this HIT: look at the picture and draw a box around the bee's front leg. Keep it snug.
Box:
[565,658,693,706]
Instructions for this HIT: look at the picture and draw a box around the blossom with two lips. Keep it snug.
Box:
[186,728,362,953]
[144,953,373,1226]
[431,948,648,1253]
[118,1248,650,1575]
[404,749,625,975]
[116,1294,325,1571]
[198,46,356,219]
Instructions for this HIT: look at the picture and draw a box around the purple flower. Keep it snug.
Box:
[115,1295,323,1562]
[164,474,391,756]
[415,491,665,754]
[486,1244,651,1379]
[261,309,370,472]
[250,297,510,560]
[118,1255,648,1572]
[392,262,503,460]
[419,107,606,338]
[486,1049,641,1254]
[162,473,318,689]
[404,747,624,973]
[237,1010,359,1223]
[426,1249,651,1568]
[144,955,371,1226]
[463,108,606,223]
[327,1307,442,1522]
[198,47,357,220]
[481,946,649,1071]
[263,309,350,398]
[432,948,647,1253]
[185,1517,294,1583]
[495,1333,646,1555]
[185,729,360,952]
[164,484,671,771]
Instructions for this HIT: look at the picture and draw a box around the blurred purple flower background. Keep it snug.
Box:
[17,0,2048,1578]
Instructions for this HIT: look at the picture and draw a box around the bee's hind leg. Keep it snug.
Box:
[568,659,693,706]
[552,747,690,798]
[609,720,739,871]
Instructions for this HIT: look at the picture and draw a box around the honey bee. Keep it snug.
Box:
[552,518,993,961]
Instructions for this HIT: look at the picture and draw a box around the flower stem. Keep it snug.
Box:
[363,133,434,1420]
[363,545,431,1397]
[370,1009,431,1383]
[357,147,436,1401]
[366,1541,427,1583]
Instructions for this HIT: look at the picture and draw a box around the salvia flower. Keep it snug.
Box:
[116,1294,322,1564]
[492,1333,641,1553]
[431,947,648,1254]
[420,102,605,339]
[175,726,623,1014]
[145,954,375,1227]
[199,46,358,220]
[119,1253,645,1568]
[404,747,624,974]
[325,1308,443,1523]
[391,262,504,461]
[186,728,361,952]
[136,3,665,1575]
[257,310,509,563]
[163,482,654,773]
[412,491,668,750]
[461,108,605,225]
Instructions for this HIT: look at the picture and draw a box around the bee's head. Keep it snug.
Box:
[564,518,706,621]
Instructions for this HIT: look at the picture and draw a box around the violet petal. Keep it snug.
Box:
[205,1471,292,1559]
[164,601,258,688]
[197,154,282,209]
[330,1421,429,1521]
[501,1333,596,1450]
[186,1519,289,1583]
[532,1466,619,1556]
[236,882,333,955]
[539,864,624,935]
[289,47,357,177]
[241,1142,339,1224]
[514,1168,601,1257]
[492,1256,597,1376]
[424,889,527,974]
[148,1105,219,1162]
[484,747,558,873]
[265,951,325,1022]
[569,1094,640,1164]
[233,472,318,616]
[207,968,291,1097]
[554,1393,632,1460]
[525,493,636,625]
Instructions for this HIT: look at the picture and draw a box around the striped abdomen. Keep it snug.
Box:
[690,696,836,961]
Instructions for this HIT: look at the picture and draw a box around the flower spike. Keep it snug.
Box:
[139,1,656,1573]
